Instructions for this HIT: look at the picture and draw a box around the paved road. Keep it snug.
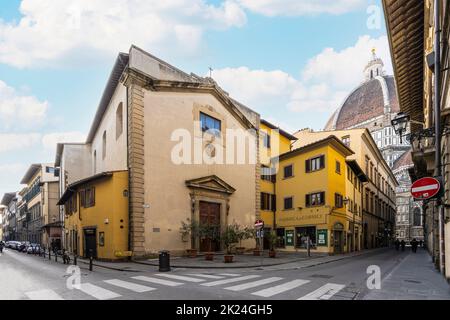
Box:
[1,247,449,300]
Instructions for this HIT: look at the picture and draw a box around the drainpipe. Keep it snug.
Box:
[434,0,445,275]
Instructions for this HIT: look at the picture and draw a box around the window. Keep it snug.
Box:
[284,197,293,210]
[80,187,95,208]
[102,131,107,160]
[66,193,77,215]
[342,136,350,147]
[306,192,325,207]
[261,131,271,149]
[335,161,341,174]
[46,166,55,174]
[200,112,221,136]
[295,226,317,248]
[335,193,344,208]
[116,103,123,139]
[306,155,325,173]
[261,166,275,182]
[283,165,293,178]
[261,192,276,211]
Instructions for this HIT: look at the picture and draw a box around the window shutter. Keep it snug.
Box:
[92,187,95,206]
[320,192,325,205]
[305,194,310,207]
[320,155,325,169]
[80,190,85,208]
[305,159,310,173]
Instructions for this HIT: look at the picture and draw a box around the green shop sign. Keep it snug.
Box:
[317,229,328,246]
[285,230,295,246]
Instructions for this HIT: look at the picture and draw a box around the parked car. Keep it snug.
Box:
[9,241,21,250]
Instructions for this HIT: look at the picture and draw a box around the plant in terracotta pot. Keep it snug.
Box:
[267,230,278,258]
[222,224,239,263]
[199,223,220,261]
[236,226,254,255]
[180,218,200,258]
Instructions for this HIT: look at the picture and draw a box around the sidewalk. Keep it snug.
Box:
[363,249,450,300]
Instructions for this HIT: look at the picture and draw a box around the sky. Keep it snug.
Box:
[0,0,393,198]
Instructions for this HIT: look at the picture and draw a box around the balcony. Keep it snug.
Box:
[406,128,437,177]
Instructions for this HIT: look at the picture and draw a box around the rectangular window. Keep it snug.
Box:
[295,226,317,248]
[200,112,221,136]
[261,131,271,149]
[260,193,276,211]
[261,166,276,182]
[81,187,95,208]
[284,165,293,178]
[284,197,293,210]
[306,155,325,173]
[45,166,55,174]
[306,192,325,207]
[335,161,341,174]
[335,193,343,208]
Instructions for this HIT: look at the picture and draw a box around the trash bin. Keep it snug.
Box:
[159,250,171,272]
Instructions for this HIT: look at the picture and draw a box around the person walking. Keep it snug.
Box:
[411,238,418,253]
[0,241,4,253]
[394,239,400,251]
[400,240,406,251]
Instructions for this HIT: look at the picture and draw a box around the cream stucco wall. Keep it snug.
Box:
[91,83,128,175]
[142,90,257,253]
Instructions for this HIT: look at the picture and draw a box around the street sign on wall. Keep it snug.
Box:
[254,220,264,229]
[411,177,441,200]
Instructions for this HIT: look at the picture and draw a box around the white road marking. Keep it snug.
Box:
[186,274,225,279]
[103,279,156,293]
[132,276,183,287]
[218,273,241,277]
[77,283,121,300]
[155,274,205,283]
[225,277,283,291]
[201,275,261,287]
[25,289,64,300]
[252,279,311,297]
[297,283,345,300]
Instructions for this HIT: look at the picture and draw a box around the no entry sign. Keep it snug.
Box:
[255,220,264,229]
[411,177,441,200]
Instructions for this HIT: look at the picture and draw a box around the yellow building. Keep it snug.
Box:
[58,171,129,261]
[272,135,366,254]
[294,128,397,249]
[259,119,297,234]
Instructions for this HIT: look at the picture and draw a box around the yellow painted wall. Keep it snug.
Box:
[64,171,129,260]
[275,143,351,254]
[260,122,294,227]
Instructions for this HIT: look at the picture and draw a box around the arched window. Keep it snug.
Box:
[102,131,107,160]
[370,70,373,79]
[116,102,123,140]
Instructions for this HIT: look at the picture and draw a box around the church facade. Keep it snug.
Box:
[325,50,424,243]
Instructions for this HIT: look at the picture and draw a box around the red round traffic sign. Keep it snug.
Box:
[411,177,441,200]
[255,219,264,228]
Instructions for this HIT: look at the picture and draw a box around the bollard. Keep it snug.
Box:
[159,250,171,272]
[74,250,77,266]
[89,249,93,271]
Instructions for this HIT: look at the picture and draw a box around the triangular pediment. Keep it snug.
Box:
[185,175,236,194]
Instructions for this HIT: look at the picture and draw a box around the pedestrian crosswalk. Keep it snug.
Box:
[24,272,348,300]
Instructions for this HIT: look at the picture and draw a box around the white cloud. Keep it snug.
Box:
[237,0,366,16]
[0,80,48,130]
[0,0,247,68]
[212,35,392,122]
[0,133,41,153]
[42,131,86,151]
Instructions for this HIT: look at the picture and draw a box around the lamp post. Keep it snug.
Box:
[391,112,410,143]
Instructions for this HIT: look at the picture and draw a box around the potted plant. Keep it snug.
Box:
[267,230,278,258]
[236,226,254,254]
[222,224,239,263]
[199,223,220,261]
[180,218,200,258]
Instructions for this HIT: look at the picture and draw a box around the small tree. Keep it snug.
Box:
[237,226,255,248]
[222,224,240,254]
[199,223,221,252]
[179,218,200,243]
[267,230,278,251]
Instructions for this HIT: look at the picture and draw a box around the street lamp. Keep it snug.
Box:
[391,112,410,143]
